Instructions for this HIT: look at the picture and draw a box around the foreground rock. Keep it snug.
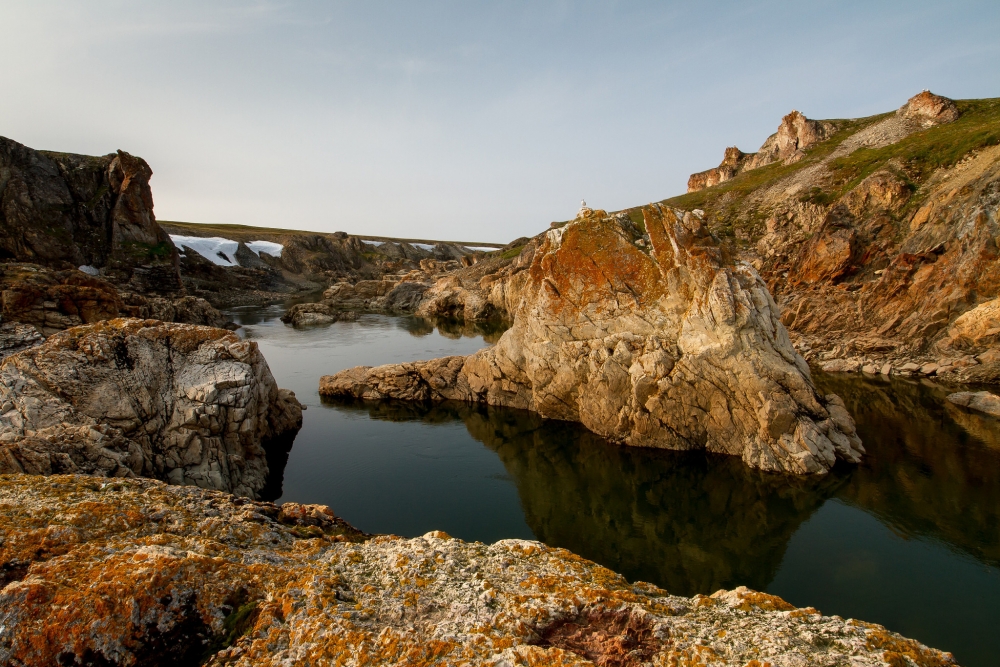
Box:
[0,319,301,497]
[322,206,863,474]
[0,474,955,666]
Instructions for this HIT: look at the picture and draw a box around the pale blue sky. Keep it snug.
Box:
[1,1,997,242]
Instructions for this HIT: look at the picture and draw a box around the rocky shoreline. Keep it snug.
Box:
[0,474,956,666]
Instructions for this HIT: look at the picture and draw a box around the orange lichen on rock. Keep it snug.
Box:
[0,474,955,666]
[320,206,864,474]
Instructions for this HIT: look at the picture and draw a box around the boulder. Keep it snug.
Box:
[947,391,1000,418]
[0,319,301,497]
[0,474,956,667]
[321,206,863,474]
[898,90,961,127]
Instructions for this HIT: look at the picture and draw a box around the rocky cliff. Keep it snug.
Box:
[0,319,301,497]
[0,137,181,292]
[670,91,1000,383]
[321,206,863,474]
[0,474,955,666]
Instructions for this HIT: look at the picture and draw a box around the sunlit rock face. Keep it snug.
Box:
[322,206,863,474]
[0,475,955,666]
[0,319,301,497]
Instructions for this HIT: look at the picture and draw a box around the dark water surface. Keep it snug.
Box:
[231,305,1000,666]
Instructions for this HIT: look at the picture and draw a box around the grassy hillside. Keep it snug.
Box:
[637,97,1000,243]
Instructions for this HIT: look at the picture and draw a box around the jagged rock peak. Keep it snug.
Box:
[897,90,960,126]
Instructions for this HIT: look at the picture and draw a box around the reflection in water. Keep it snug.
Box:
[240,307,999,666]
[321,385,1000,595]
[816,373,1000,567]
[314,387,1000,665]
[324,398,846,595]
[395,316,510,344]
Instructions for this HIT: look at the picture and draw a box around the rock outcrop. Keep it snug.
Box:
[0,262,228,335]
[671,91,1000,380]
[687,111,836,193]
[947,390,1000,418]
[0,474,955,666]
[322,206,863,474]
[0,137,181,292]
[0,319,301,497]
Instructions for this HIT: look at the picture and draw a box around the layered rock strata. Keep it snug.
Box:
[0,319,301,497]
[687,111,837,193]
[321,206,863,474]
[0,474,955,666]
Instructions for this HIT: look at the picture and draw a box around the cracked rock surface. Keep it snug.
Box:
[0,474,954,666]
[0,319,301,497]
[321,206,863,474]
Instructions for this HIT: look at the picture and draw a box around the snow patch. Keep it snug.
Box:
[412,243,435,251]
[78,265,100,276]
[246,240,283,258]
[170,235,239,266]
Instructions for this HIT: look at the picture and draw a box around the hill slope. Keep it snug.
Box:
[639,91,1000,381]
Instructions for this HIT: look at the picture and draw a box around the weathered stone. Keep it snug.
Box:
[947,390,1000,418]
[0,137,181,291]
[0,319,301,497]
[322,206,863,474]
[880,362,892,375]
[0,474,956,667]
[821,358,861,373]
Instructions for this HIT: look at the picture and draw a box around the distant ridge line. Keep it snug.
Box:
[158,220,506,248]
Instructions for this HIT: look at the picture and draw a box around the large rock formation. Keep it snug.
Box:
[671,91,1000,381]
[0,137,181,292]
[687,111,837,193]
[0,474,955,666]
[0,319,301,497]
[321,206,863,474]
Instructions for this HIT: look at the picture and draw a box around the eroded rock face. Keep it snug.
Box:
[322,207,863,474]
[0,319,301,497]
[0,137,181,291]
[687,111,837,193]
[0,474,955,666]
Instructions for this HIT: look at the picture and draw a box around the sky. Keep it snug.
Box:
[1,1,998,243]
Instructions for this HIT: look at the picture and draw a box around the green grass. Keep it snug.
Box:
[500,245,525,260]
[826,98,1000,198]
[663,114,888,213]
[650,98,1000,243]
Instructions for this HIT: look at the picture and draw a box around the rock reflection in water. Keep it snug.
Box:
[323,397,846,596]
[398,316,510,344]
[322,376,1000,596]
[815,372,1000,567]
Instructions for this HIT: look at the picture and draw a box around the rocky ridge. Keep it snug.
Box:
[668,91,1000,383]
[321,205,863,474]
[0,474,955,666]
[0,319,301,498]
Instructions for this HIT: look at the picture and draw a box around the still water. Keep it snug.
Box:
[230,305,1000,666]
